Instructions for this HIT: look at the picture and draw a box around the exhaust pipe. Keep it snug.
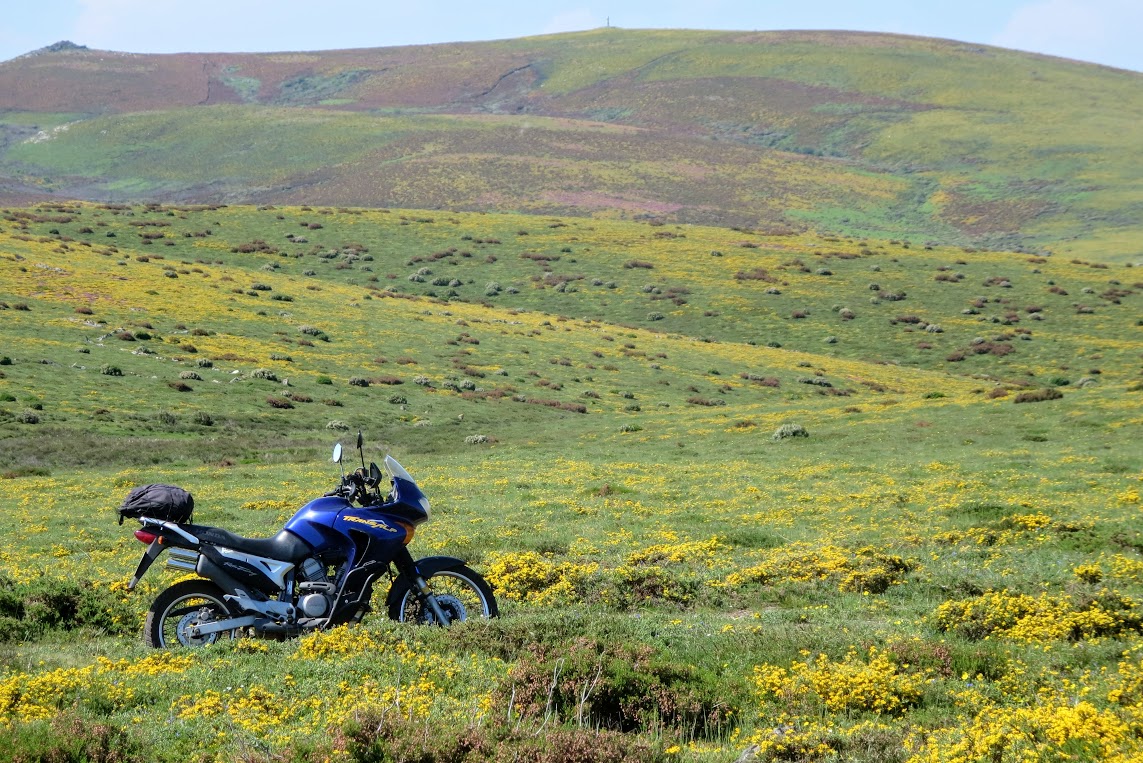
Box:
[166,547,200,572]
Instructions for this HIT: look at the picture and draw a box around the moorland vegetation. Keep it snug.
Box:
[0,201,1139,761]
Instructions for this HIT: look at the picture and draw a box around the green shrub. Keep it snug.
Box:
[0,576,134,640]
[496,639,736,738]
[0,712,142,763]
[299,325,330,341]
[341,712,666,763]
[1014,388,1063,404]
[773,423,809,440]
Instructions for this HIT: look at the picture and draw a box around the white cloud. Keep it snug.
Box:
[994,0,1143,70]
[541,8,601,35]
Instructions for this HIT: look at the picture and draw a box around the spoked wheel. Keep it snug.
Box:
[144,579,238,648]
[387,566,498,625]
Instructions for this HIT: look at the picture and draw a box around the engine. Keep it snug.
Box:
[296,556,340,619]
[298,557,328,583]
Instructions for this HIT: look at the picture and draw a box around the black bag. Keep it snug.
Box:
[117,484,194,525]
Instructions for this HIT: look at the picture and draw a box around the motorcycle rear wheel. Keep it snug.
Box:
[387,566,498,624]
[144,579,238,648]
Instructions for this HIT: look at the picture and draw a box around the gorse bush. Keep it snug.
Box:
[934,589,1143,642]
[753,646,924,716]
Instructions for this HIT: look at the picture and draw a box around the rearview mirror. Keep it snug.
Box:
[368,462,382,487]
[332,443,343,463]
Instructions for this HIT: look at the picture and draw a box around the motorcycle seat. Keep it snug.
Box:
[185,525,312,563]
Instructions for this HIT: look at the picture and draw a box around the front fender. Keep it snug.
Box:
[411,555,468,577]
[383,555,467,610]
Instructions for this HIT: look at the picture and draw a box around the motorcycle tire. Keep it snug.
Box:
[144,579,238,648]
[387,565,498,624]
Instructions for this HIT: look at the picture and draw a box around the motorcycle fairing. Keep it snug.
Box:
[214,547,293,590]
[333,510,408,545]
[198,544,284,596]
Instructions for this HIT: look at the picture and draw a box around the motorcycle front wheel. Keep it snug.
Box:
[144,579,238,648]
[386,566,498,624]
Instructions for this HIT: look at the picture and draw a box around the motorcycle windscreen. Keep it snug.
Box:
[385,455,431,519]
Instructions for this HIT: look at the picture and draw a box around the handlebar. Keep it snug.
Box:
[324,469,383,504]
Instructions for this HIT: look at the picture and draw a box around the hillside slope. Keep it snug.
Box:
[1,29,1142,263]
[1,203,1141,760]
[1,201,1139,466]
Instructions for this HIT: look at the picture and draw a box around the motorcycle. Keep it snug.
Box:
[121,433,497,648]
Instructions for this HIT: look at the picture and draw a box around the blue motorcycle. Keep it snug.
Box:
[121,434,497,648]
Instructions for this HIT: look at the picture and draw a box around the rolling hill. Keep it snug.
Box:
[2,29,1143,762]
[1,29,1142,263]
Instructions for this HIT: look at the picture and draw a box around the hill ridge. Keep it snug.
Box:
[1,29,1142,263]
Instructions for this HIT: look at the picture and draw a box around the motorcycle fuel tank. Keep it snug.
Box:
[284,496,356,556]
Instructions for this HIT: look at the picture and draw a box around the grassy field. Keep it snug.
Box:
[0,202,1140,761]
[2,29,1142,264]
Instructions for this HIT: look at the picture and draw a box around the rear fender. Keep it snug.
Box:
[127,521,202,590]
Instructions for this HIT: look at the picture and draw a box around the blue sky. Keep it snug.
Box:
[2,0,1142,72]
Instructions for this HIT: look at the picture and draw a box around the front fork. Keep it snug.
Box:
[393,547,451,625]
